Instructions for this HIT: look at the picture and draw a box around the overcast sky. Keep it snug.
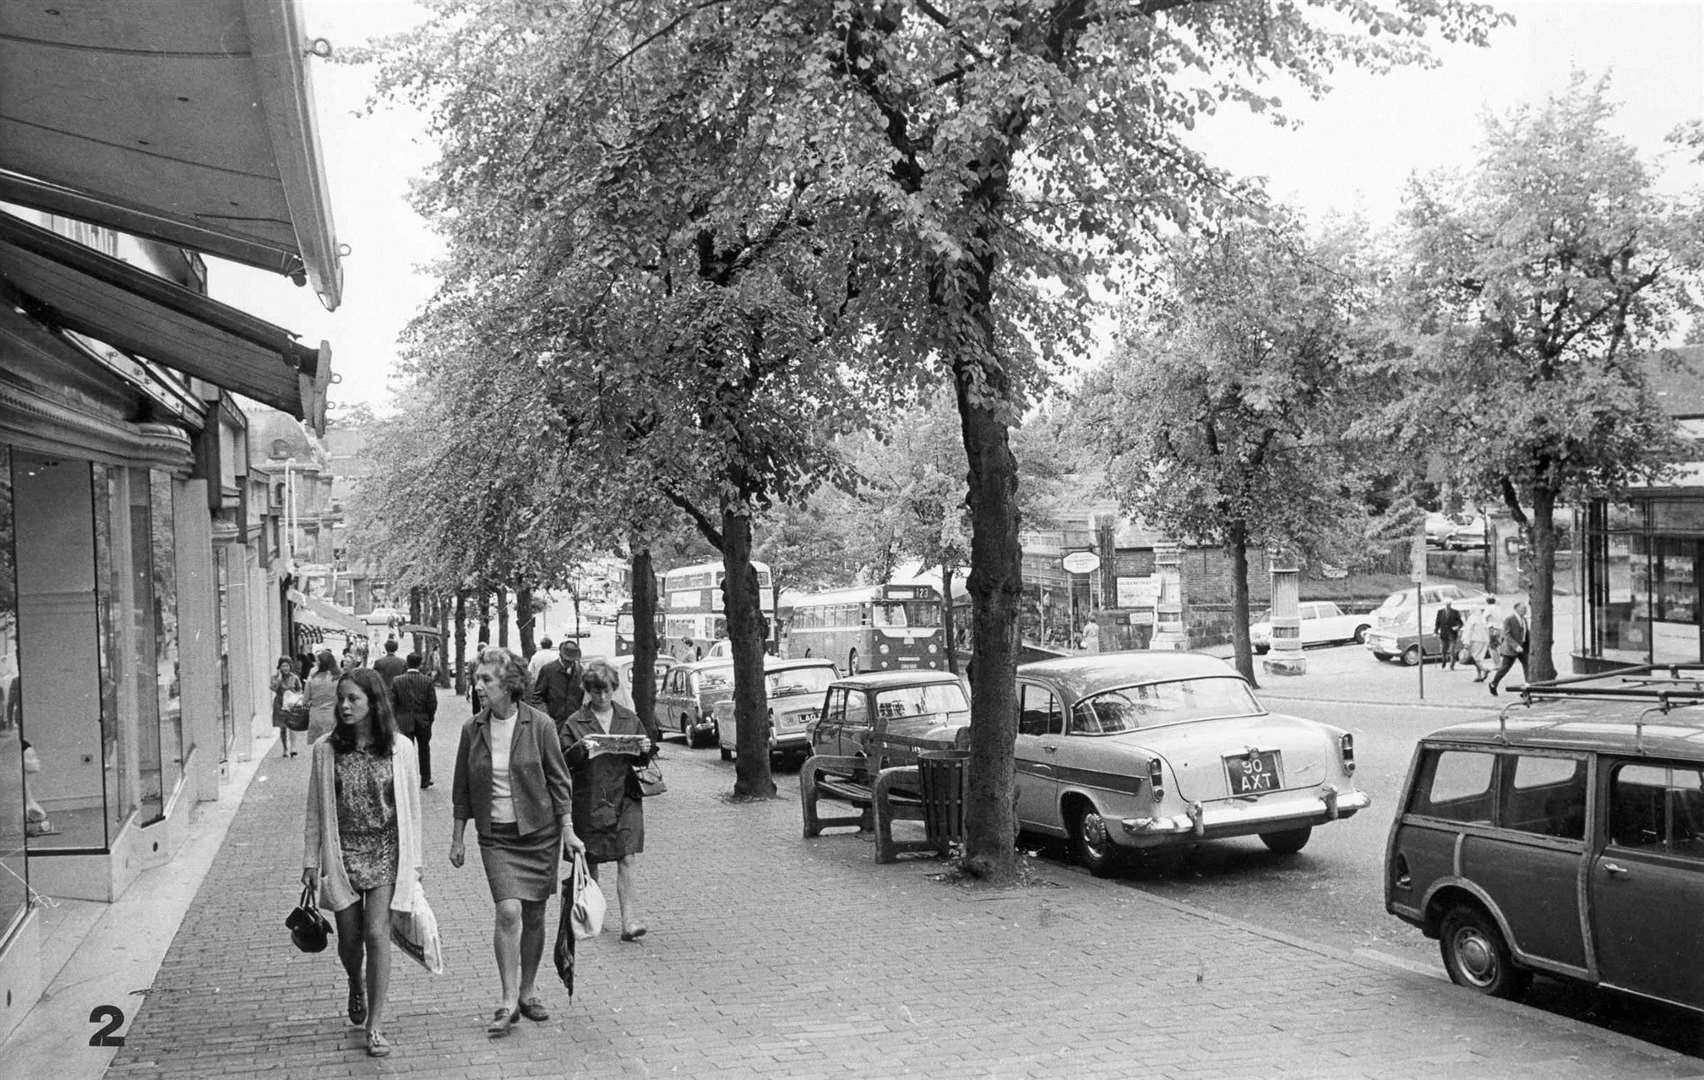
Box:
[210,0,1704,417]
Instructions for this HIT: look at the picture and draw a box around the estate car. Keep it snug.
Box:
[1013,652,1369,875]
[714,657,840,762]
[654,658,736,748]
[1386,671,1704,1013]
[805,670,971,778]
[1365,584,1485,665]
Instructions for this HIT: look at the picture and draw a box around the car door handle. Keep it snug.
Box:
[1043,744,1058,753]
[1602,862,1631,878]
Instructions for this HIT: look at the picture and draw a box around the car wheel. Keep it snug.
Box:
[679,713,694,748]
[847,648,859,675]
[1253,644,1269,655]
[1072,805,1125,878]
[1259,826,1312,855]
[1354,625,1370,644]
[1372,651,1391,661]
[719,745,732,761]
[1401,645,1422,666]
[1439,905,1531,999]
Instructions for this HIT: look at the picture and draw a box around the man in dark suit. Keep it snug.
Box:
[1488,601,1530,696]
[531,639,585,725]
[392,651,439,787]
[1434,600,1465,670]
[373,637,408,687]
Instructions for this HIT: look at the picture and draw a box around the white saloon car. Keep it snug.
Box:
[1249,600,1372,653]
[1014,652,1369,875]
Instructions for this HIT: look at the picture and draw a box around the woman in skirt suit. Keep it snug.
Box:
[451,647,580,1037]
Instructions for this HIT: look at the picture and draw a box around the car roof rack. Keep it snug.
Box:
[1515,663,1704,705]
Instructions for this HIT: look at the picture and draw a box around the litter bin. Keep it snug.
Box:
[918,749,970,845]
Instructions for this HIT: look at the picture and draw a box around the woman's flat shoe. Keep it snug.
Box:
[620,926,647,942]
[518,997,549,1022]
[486,1007,518,1037]
[366,1030,391,1058]
[347,984,367,1026]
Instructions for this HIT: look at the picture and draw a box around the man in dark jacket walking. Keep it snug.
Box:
[531,639,585,725]
[391,651,439,787]
[1433,600,1465,670]
[373,637,408,687]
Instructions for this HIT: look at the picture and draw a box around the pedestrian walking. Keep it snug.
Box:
[1488,601,1531,696]
[469,640,489,717]
[305,649,340,744]
[1461,605,1491,681]
[1434,600,1465,670]
[373,638,408,687]
[391,651,439,789]
[560,659,655,943]
[527,636,555,677]
[450,646,580,1038]
[530,639,585,725]
[271,656,305,757]
[301,667,424,1059]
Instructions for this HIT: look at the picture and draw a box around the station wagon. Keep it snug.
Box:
[1386,667,1704,1012]
[805,670,971,777]
[654,659,736,748]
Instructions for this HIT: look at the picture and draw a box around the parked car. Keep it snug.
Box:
[583,653,675,716]
[1424,512,1469,548]
[1365,584,1486,665]
[1249,600,1372,653]
[1012,652,1368,875]
[804,670,971,778]
[1386,669,1704,1014]
[654,659,737,748]
[714,657,840,762]
[1442,516,1487,551]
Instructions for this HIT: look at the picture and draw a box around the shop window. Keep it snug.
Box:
[0,446,25,942]
[1650,536,1701,664]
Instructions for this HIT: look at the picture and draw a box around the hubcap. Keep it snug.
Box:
[1081,811,1111,860]
[1453,928,1497,987]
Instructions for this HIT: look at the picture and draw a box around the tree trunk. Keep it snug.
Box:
[1228,527,1258,686]
[409,586,423,629]
[941,563,959,676]
[436,592,452,687]
[476,589,491,650]
[454,589,468,696]
[516,580,536,659]
[631,546,661,742]
[722,506,776,798]
[496,587,510,648]
[1527,485,1559,682]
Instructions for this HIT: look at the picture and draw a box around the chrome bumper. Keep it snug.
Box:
[1119,786,1372,840]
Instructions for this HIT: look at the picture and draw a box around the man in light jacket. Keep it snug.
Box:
[1488,601,1530,696]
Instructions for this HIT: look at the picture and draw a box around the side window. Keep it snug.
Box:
[1017,683,1063,736]
[1609,762,1704,857]
[1409,749,1496,823]
[842,690,870,732]
[1501,754,1588,840]
[824,689,847,726]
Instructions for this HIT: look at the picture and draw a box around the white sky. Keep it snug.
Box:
[209,0,1704,416]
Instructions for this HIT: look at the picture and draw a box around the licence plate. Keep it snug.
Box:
[1224,751,1283,794]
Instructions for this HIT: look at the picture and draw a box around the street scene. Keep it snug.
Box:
[1,0,1703,1078]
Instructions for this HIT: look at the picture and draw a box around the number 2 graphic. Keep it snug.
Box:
[89,1004,125,1047]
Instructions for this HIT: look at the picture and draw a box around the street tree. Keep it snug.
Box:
[1082,215,1388,684]
[1394,72,1703,680]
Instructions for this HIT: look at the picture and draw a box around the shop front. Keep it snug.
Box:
[1578,493,1704,671]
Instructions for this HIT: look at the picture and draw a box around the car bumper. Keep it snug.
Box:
[1117,786,1371,848]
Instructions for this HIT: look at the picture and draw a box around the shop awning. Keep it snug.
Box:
[0,210,330,430]
[0,1,343,308]
[288,590,367,636]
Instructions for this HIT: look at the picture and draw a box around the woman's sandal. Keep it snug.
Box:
[619,926,647,943]
[366,1030,391,1058]
[347,983,367,1027]
[518,997,549,1022]
[486,1006,518,1037]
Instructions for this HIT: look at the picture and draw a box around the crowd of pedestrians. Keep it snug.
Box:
[284,633,654,1059]
[1431,594,1531,693]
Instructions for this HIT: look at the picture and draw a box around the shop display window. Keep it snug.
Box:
[151,472,181,813]
[0,446,25,942]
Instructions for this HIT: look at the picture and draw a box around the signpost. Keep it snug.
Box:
[1061,550,1101,575]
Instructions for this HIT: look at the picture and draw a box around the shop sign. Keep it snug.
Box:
[1062,550,1101,575]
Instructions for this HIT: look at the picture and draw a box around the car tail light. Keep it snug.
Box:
[1339,733,1356,776]
[1148,757,1164,802]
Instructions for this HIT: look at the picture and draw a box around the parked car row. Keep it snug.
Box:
[1424,511,1487,550]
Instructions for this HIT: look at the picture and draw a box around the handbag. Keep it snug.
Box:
[632,759,667,797]
[285,883,333,953]
[568,850,606,940]
[281,688,310,732]
[389,885,445,975]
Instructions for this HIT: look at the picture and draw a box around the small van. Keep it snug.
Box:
[1386,666,1704,1012]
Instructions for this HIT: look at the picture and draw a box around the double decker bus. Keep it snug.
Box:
[660,560,773,660]
[780,583,945,674]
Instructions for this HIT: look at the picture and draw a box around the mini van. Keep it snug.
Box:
[1386,666,1704,1013]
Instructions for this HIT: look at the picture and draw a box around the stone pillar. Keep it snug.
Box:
[1149,542,1188,651]
[1263,563,1307,676]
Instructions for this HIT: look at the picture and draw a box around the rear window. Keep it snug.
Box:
[1071,676,1261,732]
[1409,749,1495,823]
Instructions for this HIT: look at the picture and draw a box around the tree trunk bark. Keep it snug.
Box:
[476,589,491,650]
[454,589,469,696]
[1527,485,1559,682]
[516,580,536,659]
[496,587,510,648]
[1228,528,1258,687]
[631,546,661,742]
[722,506,776,798]
[409,586,423,629]
[941,563,959,676]
[436,592,451,688]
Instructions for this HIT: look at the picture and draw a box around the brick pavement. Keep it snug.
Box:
[105,691,1703,1080]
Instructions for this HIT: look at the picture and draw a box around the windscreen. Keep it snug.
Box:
[767,666,836,698]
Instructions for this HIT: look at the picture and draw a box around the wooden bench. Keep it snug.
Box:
[800,753,953,863]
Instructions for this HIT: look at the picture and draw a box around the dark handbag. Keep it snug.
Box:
[284,704,310,732]
[286,883,333,953]
[632,759,666,797]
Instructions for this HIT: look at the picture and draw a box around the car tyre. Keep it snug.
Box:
[1372,651,1391,662]
[719,745,732,761]
[1353,625,1370,644]
[1439,904,1531,1000]
[1401,645,1422,666]
[1259,826,1312,855]
[679,713,695,748]
[847,648,859,675]
[1253,644,1270,655]
[1072,805,1126,878]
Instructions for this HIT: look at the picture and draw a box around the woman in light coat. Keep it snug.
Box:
[305,649,341,744]
[303,666,423,1059]
[1462,605,1491,681]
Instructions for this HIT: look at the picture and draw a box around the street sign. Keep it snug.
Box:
[1409,533,1427,583]
[1062,551,1101,575]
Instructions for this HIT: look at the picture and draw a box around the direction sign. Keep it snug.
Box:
[1062,550,1101,575]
